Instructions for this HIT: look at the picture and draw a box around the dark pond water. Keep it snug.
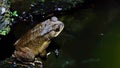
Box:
[1,0,120,68]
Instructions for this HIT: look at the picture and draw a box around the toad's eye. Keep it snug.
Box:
[55,28,60,32]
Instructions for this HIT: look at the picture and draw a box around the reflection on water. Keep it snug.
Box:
[81,58,100,63]
[1,0,120,68]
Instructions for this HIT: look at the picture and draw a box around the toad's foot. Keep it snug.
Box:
[34,58,43,68]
